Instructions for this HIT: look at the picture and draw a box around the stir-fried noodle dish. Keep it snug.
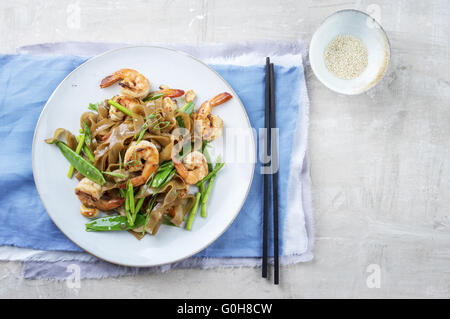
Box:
[45,69,231,238]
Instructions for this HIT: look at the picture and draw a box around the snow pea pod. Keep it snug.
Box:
[158,160,174,170]
[52,141,106,185]
[85,214,146,232]
[151,165,174,188]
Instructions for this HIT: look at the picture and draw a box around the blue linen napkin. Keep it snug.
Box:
[0,54,303,257]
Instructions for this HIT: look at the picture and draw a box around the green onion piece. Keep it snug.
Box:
[142,195,158,235]
[142,212,151,235]
[83,145,95,162]
[124,180,132,224]
[148,112,162,121]
[202,140,209,151]
[83,121,92,146]
[134,123,148,140]
[180,102,194,115]
[200,156,222,218]
[143,92,165,102]
[118,152,123,171]
[125,160,136,166]
[153,121,170,130]
[135,197,145,213]
[199,182,206,218]
[164,169,176,185]
[176,116,185,128]
[128,180,135,226]
[102,171,127,179]
[134,113,162,141]
[176,102,195,128]
[185,192,201,231]
[88,103,98,112]
[125,187,130,211]
[135,127,147,143]
[147,192,158,211]
[176,141,192,161]
[67,134,86,178]
[108,99,133,117]
[202,142,213,173]
[196,162,224,187]
[201,174,216,218]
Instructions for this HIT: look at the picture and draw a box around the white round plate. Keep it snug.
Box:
[32,46,255,267]
[309,9,391,95]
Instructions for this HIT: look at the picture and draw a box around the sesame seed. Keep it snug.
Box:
[324,35,368,80]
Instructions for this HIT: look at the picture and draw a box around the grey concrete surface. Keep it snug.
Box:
[0,0,449,298]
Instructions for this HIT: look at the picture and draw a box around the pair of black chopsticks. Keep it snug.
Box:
[262,57,279,285]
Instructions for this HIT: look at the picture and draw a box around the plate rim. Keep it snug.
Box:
[31,45,256,267]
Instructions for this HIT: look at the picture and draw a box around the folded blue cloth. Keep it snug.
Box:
[0,54,303,257]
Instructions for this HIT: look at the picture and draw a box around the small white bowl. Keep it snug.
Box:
[309,9,391,95]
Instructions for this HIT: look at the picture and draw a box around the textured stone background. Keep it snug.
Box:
[0,0,449,298]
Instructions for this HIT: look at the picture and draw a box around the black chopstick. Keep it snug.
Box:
[262,57,271,278]
[262,59,280,284]
[269,63,279,285]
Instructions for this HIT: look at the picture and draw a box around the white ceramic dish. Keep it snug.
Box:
[32,46,255,267]
[309,9,390,95]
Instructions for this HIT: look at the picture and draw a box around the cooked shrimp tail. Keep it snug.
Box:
[159,88,185,98]
[197,92,232,119]
[210,92,232,107]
